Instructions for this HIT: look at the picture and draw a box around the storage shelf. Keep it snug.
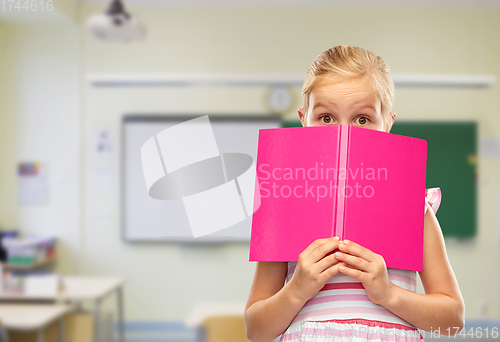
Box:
[3,255,56,271]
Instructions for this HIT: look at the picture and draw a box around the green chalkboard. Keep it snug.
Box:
[281,120,477,238]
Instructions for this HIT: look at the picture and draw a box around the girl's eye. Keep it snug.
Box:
[356,116,369,125]
[321,116,333,124]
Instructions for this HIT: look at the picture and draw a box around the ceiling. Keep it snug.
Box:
[0,9,70,24]
[84,0,500,10]
[1,0,498,25]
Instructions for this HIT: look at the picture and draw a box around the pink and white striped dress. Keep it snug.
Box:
[279,188,442,342]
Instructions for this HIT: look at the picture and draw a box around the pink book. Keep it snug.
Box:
[249,125,427,272]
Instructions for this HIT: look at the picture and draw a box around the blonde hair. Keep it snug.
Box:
[301,46,394,121]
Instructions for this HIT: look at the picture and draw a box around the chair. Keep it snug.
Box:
[200,314,250,342]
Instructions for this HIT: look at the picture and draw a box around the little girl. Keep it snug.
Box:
[244,46,464,342]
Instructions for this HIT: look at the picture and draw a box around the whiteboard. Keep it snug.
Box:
[121,115,282,242]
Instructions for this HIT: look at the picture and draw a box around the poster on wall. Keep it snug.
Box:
[18,162,48,205]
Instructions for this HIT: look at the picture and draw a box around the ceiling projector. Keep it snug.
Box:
[87,0,146,42]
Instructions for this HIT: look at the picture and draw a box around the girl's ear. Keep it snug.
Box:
[298,108,306,127]
[385,111,396,132]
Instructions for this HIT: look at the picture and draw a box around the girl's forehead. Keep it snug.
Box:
[311,80,379,103]
[313,77,374,93]
[308,78,382,114]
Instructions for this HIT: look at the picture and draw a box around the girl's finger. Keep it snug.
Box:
[308,237,340,263]
[315,251,341,273]
[319,262,342,283]
[335,251,371,272]
[339,264,365,281]
[338,240,376,263]
[300,237,338,260]
[342,262,359,270]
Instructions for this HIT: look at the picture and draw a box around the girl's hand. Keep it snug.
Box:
[288,236,342,303]
[334,240,395,306]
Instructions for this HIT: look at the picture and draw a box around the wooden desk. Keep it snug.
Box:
[0,304,70,342]
[0,277,125,342]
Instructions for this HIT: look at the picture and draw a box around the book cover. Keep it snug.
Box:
[249,125,427,272]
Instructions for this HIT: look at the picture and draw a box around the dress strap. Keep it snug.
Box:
[425,187,441,215]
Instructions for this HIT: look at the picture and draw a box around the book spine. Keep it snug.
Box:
[334,125,349,239]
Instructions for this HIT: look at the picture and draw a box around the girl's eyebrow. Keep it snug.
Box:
[312,104,376,114]
[312,101,337,110]
[357,105,376,112]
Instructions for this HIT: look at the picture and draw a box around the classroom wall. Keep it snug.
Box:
[1,4,500,322]
[0,21,82,274]
[0,23,5,226]
[0,22,15,231]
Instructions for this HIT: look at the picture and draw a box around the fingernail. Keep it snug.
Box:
[339,243,345,248]
[344,240,350,244]
[335,252,342,258]
[333,236,339,240]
